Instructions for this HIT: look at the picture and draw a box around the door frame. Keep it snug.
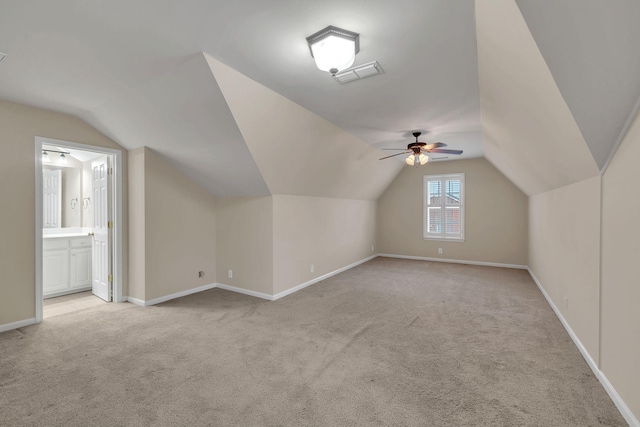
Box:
[35,136,124,323]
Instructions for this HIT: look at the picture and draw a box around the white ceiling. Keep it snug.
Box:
[0,1,638,197]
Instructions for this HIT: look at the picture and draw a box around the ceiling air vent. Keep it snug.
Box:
[0,52,6,64]
[333,61,384,84]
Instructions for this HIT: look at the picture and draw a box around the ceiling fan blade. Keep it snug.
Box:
[427,148,463,155]
[381,148,411,151]
[423,142,447,150]
[379,152,410,160]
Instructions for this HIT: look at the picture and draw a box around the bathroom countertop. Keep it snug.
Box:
[43,233,91,239]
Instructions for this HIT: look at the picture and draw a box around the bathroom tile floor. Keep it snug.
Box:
[43,291,106,319]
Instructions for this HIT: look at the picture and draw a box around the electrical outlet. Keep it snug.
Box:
[198,271,205,278]
[228,269,233,279]
[310,264,314,273]
[438,248,443,254]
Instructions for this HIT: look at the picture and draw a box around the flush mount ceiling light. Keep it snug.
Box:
[306,25,359,76]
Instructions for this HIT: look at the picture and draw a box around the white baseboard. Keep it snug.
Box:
[126,283,217,307]
[527,268,639,427]
[599,371,640,427]
[126,296,145,307]
[378,253,527,270]
[125,254,376,306]
[0,317,36,334]
[272,254,378,301]
[215,283,273,301]
[526,269,600,374]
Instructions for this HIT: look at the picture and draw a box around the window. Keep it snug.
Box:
[424,173,464,241]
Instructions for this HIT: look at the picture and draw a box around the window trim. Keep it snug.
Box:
[423,173,465,242]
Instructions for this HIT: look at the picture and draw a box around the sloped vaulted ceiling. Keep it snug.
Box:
[206,55,403,200]
[476,0,599,196]
[0,0,480,200]
[2,1,639,199]
[86,54,271,197]
[516,0,640,170]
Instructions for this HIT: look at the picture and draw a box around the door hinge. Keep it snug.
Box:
[108,221,113,229]
[108,274,113,282]
[108,167,113,175]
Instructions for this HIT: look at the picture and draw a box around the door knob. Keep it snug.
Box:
[88,232,94,237]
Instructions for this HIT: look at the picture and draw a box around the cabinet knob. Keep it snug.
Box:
[88,232,94,237]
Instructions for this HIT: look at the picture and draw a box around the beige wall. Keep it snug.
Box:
[127,147,217,302]
[215,195,376,297]
[377,158,528,266]
[601,109,640,419]
[0,99,128,326]
[128,148,146,300]
[216,197,273,295]
[272,195,376,295]
[528,176,602,363]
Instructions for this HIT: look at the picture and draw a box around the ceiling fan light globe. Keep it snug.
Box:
[405,154,415,166]
[419,153,429,165]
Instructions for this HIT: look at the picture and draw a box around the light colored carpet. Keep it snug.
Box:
[0,257,627,426]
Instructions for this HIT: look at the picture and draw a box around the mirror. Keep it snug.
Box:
[42,146,97,229]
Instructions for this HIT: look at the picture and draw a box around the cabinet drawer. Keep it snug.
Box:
[70,237,92,248]
[43,238,69,251]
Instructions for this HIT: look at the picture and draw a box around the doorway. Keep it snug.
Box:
[35,137,124,323]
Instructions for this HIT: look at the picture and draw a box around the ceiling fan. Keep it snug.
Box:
[379,132,463,165]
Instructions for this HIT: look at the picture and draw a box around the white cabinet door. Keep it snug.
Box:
[43,248,69,295]
[70,248,92,289]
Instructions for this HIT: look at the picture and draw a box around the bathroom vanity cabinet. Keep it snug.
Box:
[43,235,92,298]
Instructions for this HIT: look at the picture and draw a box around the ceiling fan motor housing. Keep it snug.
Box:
[408,142,426,154]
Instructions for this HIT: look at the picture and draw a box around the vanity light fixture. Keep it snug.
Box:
[42,149,70,163]
[306,25,359,76]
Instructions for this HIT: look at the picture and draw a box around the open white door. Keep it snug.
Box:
[91,156,112,302]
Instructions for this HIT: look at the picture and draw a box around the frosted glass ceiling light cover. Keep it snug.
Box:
[59,153,68,164]
[419,153,429,165]
[307,26,359,75]
[406,154,415,166]
[311,36,356,73]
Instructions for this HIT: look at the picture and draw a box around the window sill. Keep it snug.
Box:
[424,237,465,242]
